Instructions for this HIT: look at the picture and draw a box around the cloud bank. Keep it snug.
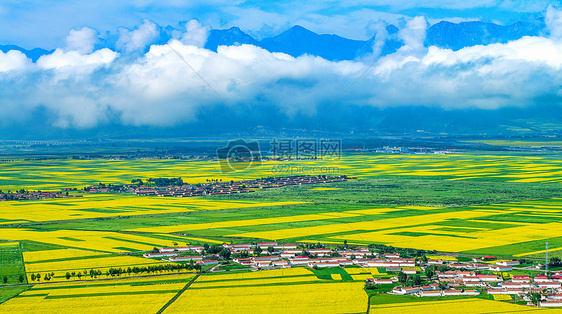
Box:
[1,12,562,130]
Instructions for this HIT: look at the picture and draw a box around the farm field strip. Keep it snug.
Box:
[24,255,171,277]
[369,298,544,313]
[0,274,192,314]
[0,228,194,253]
[0,194,304,222]
[23,249,110,263]
[163,268,367,314]
[125,206,409,234]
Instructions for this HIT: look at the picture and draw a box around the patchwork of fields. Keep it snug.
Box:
[2,153,562,191]
[0,194,303,223]
[1,153,562,311]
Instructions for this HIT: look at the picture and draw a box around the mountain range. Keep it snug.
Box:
[1,18,547,62]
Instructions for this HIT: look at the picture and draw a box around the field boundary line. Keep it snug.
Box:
[18,242,29,285]
[156,271,202,314]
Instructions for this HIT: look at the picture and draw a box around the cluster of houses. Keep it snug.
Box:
[83,175,353,197]
[143,246,219,266]
[0,190,82,201]
[143,241,562,308]
[369,256,562,307]
[427,258,520,272]
[388,283,481,297]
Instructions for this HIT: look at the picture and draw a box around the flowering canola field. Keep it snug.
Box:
[222,198,562,256]
[0,193,302,223]
[0,273,196,313]
[164,268,367,314]
[369,298,544,313]
[3,154,562,191]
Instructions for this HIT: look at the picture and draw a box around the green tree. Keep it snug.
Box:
[2,276,7,284]
[65,272,71,280]
[528,292,541,306]
[398,271,407,283]
[18,274,24,283]
[254,246,263,256]
[425,266,435,280]
[412,275,422,286]
[267,246,274,254]
[30,274,36,281]
[219,248,231,260]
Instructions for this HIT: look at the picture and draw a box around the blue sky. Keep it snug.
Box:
[0,0,559,49]
[1,1,562,134]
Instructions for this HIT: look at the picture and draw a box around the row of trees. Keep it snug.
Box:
[367,243,429,257]
[81,263,202,279]
[147,177,184,186]
[398,272,422,286]
[30,272,54,282]
[27,262,203,283]
[2,275,25,284]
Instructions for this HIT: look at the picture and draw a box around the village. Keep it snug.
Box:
[0,175,354,201]
[144,241,562,308]
[83,175,354,197]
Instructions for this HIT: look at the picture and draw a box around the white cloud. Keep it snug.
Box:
[546,4,562,39]
[3,8,562,129]
[37,48,118,70]
[399,16,428,51]
[179,19,210,47]
[116,19,161,52]
[0,50,31,72]
[65,27,99,54]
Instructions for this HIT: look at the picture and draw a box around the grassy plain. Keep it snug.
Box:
[0,242,27,286]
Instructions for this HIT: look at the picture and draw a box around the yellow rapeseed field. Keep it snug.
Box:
[164,269,367,314]
[0,242,18,247]
[0,228,208,253]
[224,198,562,254]
[427,256,458,261]
[369,298,544,313]
[23,249,109,262]
[0,276,189,314]
[3,154,562,192]
[0,194,303,223]
[493,294,513,301]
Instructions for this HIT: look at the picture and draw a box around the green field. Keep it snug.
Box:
[0,243,27,286]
